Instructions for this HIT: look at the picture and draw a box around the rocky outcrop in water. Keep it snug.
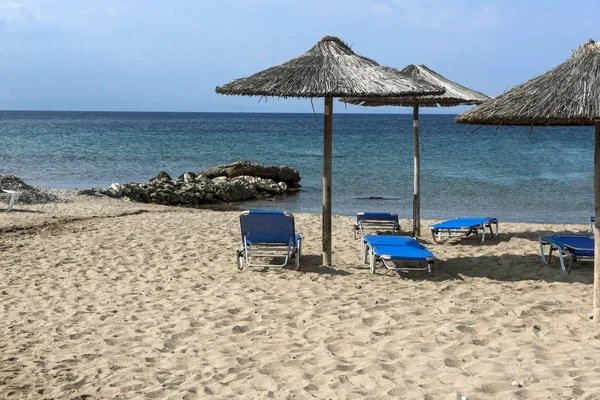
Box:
[81,161,301,207]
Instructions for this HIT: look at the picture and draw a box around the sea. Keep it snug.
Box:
[0,110,593,224]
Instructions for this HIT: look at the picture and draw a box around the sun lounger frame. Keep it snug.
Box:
[237,210,302,270]
[430,217,498,243]
[539,234,594,274]
[363,235,435,276]
[0,190,20,212]
[353,212,401,240]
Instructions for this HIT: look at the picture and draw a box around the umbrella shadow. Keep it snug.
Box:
[504,229,592,242]
[296,254,351,276]
[422,233,513,247]
[251,254,351,276]
[436,253,593,284]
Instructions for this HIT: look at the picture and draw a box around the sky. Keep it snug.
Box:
[0,0,599,113]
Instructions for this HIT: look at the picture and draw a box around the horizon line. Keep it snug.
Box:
[0,109,462,115]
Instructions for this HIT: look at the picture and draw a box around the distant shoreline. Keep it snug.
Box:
[0,109,462,116]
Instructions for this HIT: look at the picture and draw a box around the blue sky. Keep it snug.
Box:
[0,0,598,113]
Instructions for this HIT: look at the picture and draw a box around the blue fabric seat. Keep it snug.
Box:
[363,235,435,276]
[539,234,594,274]
[359,234,414,263]
[430,217,498,243]
[238,210,302,270]
[354,212,401,239]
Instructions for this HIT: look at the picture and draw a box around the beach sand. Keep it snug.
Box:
[1,194,599,399]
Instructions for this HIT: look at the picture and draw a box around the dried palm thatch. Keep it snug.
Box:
[216,36,446,266]
[215,36,445,98]
[341,64,490,107]
[455,39,600,126]
[339,65,489,236]
[454,39,600,321]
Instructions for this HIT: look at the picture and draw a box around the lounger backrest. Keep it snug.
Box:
[357,212,399,222]
[240,210,296,245]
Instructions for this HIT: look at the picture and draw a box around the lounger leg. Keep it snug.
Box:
[431,229,438,243]
[369,248,376,274]
[539,238,547,263]
[7,193,16,211]
[557,250,567,274]
[361,240,367,264]
[477,227,484,244]
[427,262,434,277]
[567,256,573,275]
[296,237,302,271]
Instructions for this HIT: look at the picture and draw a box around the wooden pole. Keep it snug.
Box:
[322,97,333,266]
[594,120,600,320]
[412,104,421,237]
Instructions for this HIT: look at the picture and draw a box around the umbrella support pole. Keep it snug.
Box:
[594,120,600,320]
[413,105,421,237]
[322,97,333,266]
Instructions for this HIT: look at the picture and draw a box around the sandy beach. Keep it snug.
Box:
[1,194,599,399]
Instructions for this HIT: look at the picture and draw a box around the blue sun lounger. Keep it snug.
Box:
[359,235,415,263]
[353,212,401,239]
[430,217,498,243]
[237,210,302,270]
[539,234,594,274]
[363,235,435,276]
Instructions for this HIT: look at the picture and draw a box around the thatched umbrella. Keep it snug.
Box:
[216,36,445,266]
[455,39,600,319]
[342,65,490,236]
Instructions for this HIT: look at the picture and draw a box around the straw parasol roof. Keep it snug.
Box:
[340,65,490,236]
[216,36,446,267]
[455,39,600,126]
[454,39,600,321]
[216,37,445,98]
[341,64,490,107]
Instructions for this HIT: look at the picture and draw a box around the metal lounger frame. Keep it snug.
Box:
[353,213,401,240]
[237,211,301,270]
[0,190,20,212]
[238,237,301,269]
[539,237,594,274]
[365,242,434,276]
[431,219,499,244]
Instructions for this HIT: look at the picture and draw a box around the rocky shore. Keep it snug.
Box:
[0,174,73,204]
[81,160,301,207]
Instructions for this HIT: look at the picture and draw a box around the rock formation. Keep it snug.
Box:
[82,160,301,207]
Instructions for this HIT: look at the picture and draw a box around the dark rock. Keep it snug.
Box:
[155,171,172,181]
[178,172,197,183]
[83,161,301,208]
[202,160,301,185]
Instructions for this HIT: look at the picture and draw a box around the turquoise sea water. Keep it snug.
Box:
[0,110,593,224]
